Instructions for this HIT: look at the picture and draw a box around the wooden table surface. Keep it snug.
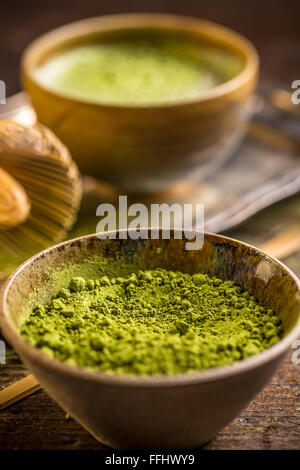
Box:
[1,193,300,450]
[0,0,300,451]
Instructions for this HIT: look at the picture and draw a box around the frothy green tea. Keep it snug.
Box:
[20,263,282,375]
[35,35,243,105]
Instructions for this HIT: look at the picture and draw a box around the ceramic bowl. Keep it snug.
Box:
[21,14,259,192]
[2,231,299,449]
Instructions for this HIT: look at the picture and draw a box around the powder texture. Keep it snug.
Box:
[35,37,243,105]
[20,267,283,375]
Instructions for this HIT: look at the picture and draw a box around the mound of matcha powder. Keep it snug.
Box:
[20,268,283,375]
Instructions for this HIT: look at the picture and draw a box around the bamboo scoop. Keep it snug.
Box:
[1,223,300,410]
[0,119,82,276]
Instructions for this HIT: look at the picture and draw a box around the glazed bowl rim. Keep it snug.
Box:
[1,229,300,388]
[21,13,259,111]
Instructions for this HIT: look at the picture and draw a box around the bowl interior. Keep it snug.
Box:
[4,232,300,340]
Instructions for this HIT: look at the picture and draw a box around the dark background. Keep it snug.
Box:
[1,0,300,97]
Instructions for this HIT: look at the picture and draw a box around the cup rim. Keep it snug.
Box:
[1,229,300,388]
[21,13,259,110]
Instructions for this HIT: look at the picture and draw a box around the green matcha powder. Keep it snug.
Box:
[35,36,243,105]
[20,267,282,375]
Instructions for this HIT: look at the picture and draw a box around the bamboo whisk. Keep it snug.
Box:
[0,119,82,263]
[0,167,31,228]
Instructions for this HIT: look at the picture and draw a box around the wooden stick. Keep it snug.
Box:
[0,374,40,410]
[1,224,300,411]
